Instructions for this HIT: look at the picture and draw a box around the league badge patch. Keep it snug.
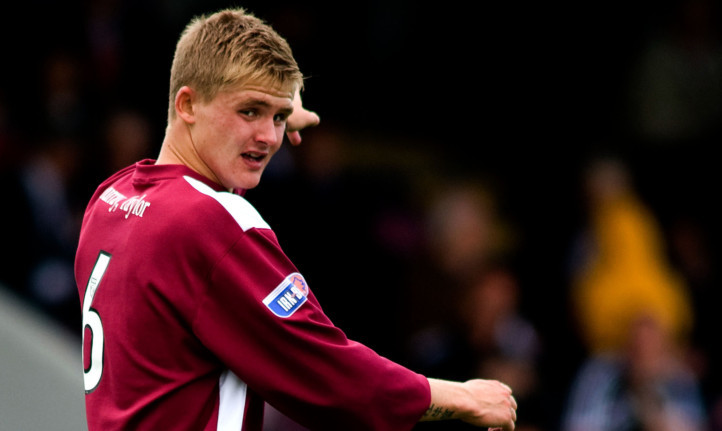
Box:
[263,273,309,318]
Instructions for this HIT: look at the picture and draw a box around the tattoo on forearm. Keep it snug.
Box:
[423,403,455,420]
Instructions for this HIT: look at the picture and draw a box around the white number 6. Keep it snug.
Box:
[82,252,111,393]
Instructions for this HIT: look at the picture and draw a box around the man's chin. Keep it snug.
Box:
[234,174,262,191]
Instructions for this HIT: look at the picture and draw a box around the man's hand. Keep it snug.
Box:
[285,88,320,146]
[424,378,517,430]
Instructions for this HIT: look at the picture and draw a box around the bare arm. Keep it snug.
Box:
[422,378,517,430]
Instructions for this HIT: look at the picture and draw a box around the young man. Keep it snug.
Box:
[75,8,517,431]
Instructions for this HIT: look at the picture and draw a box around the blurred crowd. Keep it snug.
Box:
[1,0,721,430]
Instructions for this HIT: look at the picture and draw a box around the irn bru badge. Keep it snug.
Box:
[263,273,309,318]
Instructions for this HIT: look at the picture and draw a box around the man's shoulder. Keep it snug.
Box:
[182,176,270,233]
[84,163,272,239]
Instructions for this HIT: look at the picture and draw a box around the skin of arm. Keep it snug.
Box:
[422,378,517,430]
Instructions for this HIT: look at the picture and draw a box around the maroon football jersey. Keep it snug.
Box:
[75,160,430,430]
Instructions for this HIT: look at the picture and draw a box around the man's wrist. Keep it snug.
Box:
[421,378,467,422]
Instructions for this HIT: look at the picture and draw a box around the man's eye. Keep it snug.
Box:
[239,109,257,117]
[274,113,289,123]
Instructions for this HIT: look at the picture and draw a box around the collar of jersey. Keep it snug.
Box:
[131,159,229,193]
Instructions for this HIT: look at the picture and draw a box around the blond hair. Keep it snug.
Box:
[167,8,303,120]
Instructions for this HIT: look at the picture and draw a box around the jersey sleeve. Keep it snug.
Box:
[192,225,430,431]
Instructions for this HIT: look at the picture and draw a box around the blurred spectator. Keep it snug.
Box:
[461,268,540,400]
[0,93,29,292]
[40,50,91,138]
[622,3,722,419]
[407,265,543,431]
[0,89,26,175]
[0,134,84,331]
[401,178,543,430]
[0,40,92,331]
[103,108,155,172]
[562,313,706,431]
[85,0,125,93]
[91,106,156,178]
[627,0,722,144]
[404,178,515,335]
[667,216,722,430]
[568,156,694,355]
[426,180,501,278]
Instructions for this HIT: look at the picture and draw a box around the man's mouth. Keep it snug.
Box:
[242,151,267,162]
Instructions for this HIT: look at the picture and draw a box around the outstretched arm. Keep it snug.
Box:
[285,88,320,146]
[422,378,517,430]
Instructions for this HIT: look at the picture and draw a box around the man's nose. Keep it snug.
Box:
[254,117,281,145]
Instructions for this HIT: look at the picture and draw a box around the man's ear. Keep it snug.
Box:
[175,86,197,124]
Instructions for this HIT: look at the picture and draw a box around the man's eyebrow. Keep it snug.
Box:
[240,98,293,114]
[238,98,271,107]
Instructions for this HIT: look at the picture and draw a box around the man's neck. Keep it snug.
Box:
[156,122,227,191]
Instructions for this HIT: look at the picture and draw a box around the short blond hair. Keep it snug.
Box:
[167,8,303,120]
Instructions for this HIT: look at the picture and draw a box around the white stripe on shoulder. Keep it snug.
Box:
[217,370,247,431]
[184,176,270,232]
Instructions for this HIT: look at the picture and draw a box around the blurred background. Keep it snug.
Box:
[1,0,720,430]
